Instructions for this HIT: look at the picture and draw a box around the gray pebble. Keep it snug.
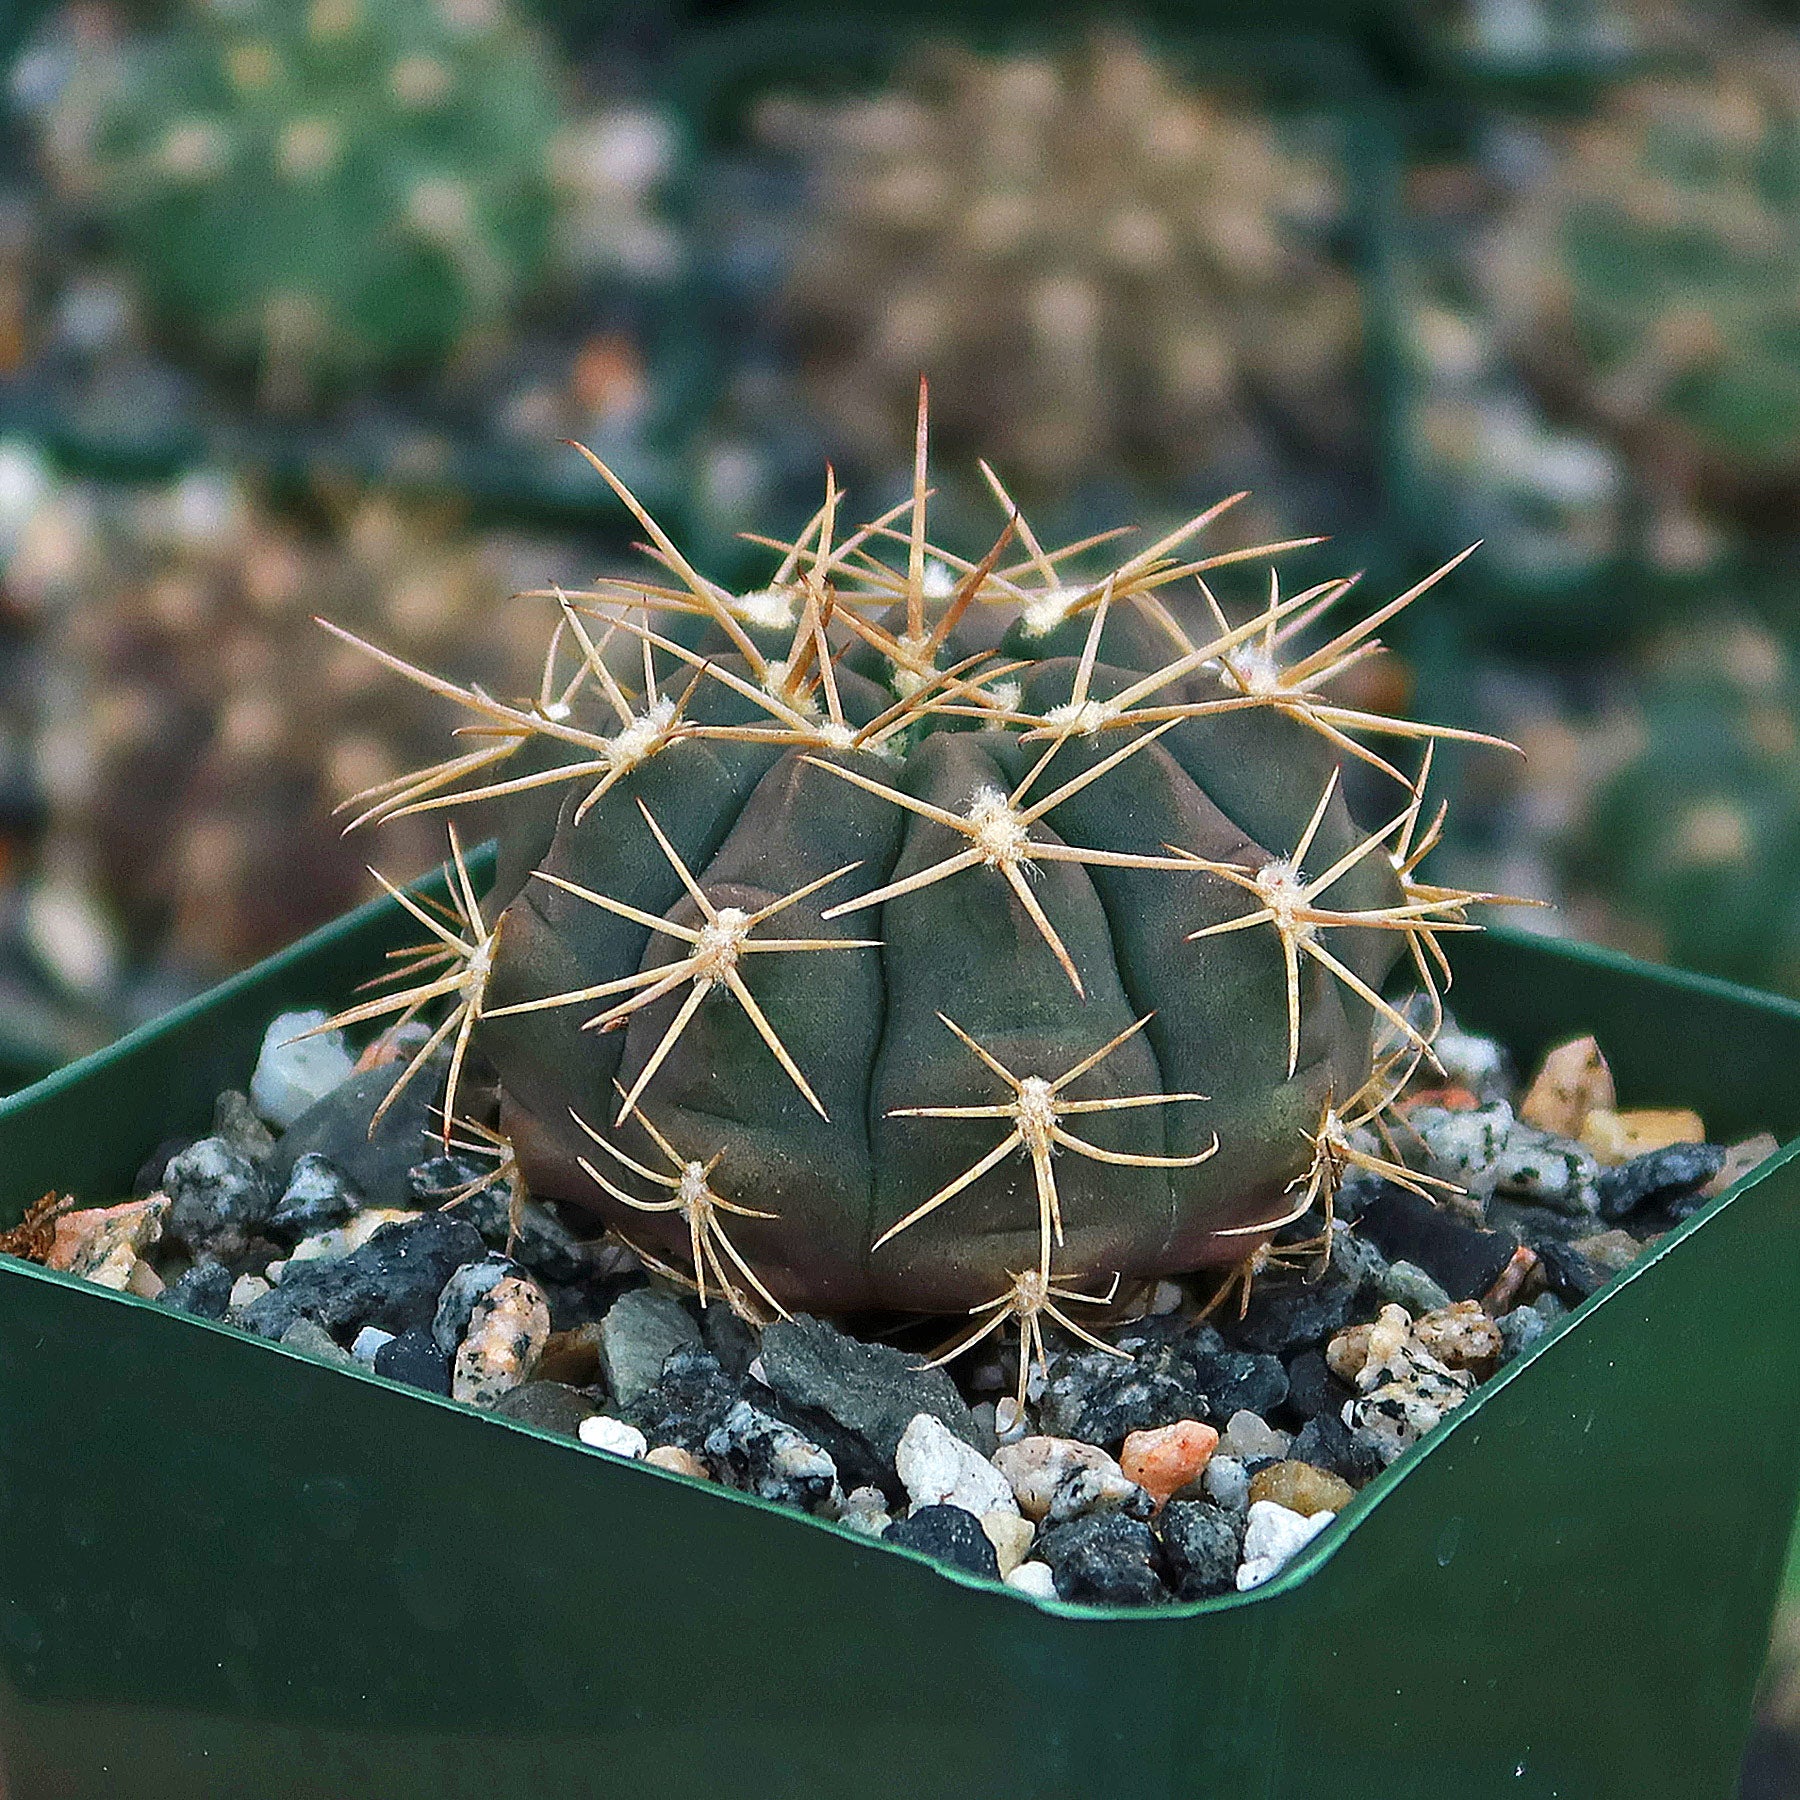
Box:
[1498,1305,1549,1363]
[1201,1454,1250,1514]
[162,1137,273,1261]
[1377,1259,1452,1316]
[601,1287,703,1405]
[704,1400,842,1514]
[210,1090,276,1164]
[760,1313,984,1493]
[278,1318,357,1368]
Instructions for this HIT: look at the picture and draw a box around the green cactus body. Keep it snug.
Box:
[45,0,563,392]
[1489,53,1800,495]
[330,426,1492,1333]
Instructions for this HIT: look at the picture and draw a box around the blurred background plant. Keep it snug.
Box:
[705,31,1366,553]
[2,0,1800,1777]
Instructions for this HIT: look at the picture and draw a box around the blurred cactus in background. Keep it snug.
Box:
[1565,617,1800,994]
[23,0,570,403]
[751,33,1361,525]
[26,472,553,979]
[1485,49,1800,523]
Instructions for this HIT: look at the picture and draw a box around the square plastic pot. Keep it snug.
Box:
[1,866,1798,1800]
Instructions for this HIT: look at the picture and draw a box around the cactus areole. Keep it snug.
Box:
[324,400,1505,1347]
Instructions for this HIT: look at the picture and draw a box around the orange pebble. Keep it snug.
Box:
[1400,1085,1479,1113]
[1120,1420,1219,1507]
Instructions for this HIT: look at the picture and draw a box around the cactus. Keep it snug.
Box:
[750,32,1360,514]
[1568,618,1800,995]
[1485,50,1800,506]
[30,0,566,399]
[324,403,1504,1384]
[34,471,548,976]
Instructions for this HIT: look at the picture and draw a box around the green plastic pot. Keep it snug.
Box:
[1,864,1798,1799]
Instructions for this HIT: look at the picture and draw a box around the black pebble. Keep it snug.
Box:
[1354,1184,1520,1301]
[1596,1143,1727,1223]
[157,1259,233,1320]
[625,1347,739,1455]
[374,1325,453,1396]
[1228,1277,1358,1359]
[1156,1500,1242,1600]
[1037,1513,1166,1606]
[1186,1342,1289,1418]
[238,1211,485,1341]
[884,1505,1001,1580]
[1534,1239,1607,1302]
[1282,1349,1354,1425]
[406,1154,489,1206]
[1071,1349,1210,1448]
[1290,1410,1384,1486]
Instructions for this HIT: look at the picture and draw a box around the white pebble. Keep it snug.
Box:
[578,1416,648,1459]
[1218,1409,1291,1464]
[981,1509,1037,1578]
[895,1412,1018,1518]
[228,1274,271,1311]
[992,1435,1123,1521]
[993,1396,1029,1443]
[1004,1560,1058,1600]
[837,1485,892,1538]
[351,1326,395,1366]
[250,1010,356,1128]
[1235,1500,1336,1592]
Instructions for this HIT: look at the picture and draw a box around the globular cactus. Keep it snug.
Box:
[1485,49,1800,510]
[29,0,565,399]
[1568,618,1800,995]
[326,403,1503,1383]
[34,472,548,977]
[751,33,1360,513]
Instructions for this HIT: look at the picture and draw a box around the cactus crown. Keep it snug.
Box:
[36,0,564,394]
[323,398,1508,1394]
[1489,51,1800,483]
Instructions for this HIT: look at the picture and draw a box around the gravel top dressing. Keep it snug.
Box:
[2,995,1771,1609]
